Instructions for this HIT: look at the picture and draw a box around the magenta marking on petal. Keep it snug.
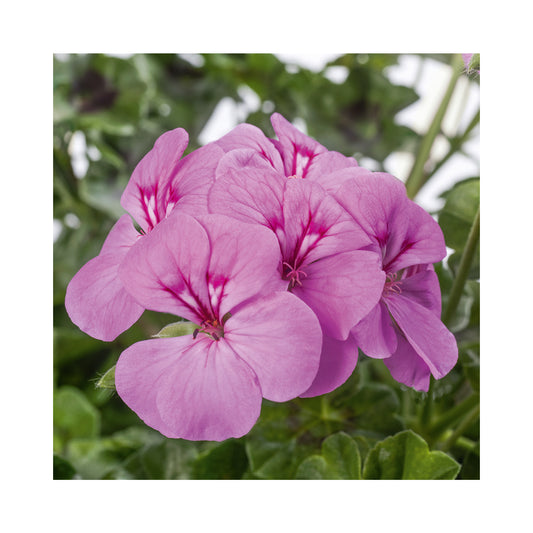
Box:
[290,142,316,177]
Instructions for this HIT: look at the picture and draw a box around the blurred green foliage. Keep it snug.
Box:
[53,53,480,480]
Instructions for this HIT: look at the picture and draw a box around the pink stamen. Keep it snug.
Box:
[283,261,307,289]
[383,271,403,297]
[194,317,225,341]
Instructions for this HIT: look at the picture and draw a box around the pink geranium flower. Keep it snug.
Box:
[115,213,322,441]
[213,112,374,193]
[334,172,458,391]
[209,158,385,397]
[65,129,223,341]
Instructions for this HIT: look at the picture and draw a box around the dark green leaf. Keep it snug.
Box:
[53,454,78,480]
[192,439,248,480]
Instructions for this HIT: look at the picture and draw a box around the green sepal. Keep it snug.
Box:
[152,321,198,338]
[95,365,116,390]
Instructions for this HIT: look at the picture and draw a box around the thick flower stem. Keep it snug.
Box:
[405,54,464,200]
[428,392,479,439]
[441,404,480,453]
[442,205,480,326]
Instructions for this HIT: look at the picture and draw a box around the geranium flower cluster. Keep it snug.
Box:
[65,113,458,441]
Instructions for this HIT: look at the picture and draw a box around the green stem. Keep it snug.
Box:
[428,392,479,439]
[420,379,435,430]
[442,205,480,325]
[441,404,480,452]
[427,109,480,181]
[405,54,464,199]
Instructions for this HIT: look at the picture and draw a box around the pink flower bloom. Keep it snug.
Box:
[115,213,322,441]
[334,173,458,391]
[209,160,385,396]
[65,129,223,341]
[213,112,373,193]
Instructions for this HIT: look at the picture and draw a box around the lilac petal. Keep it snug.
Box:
[195,215,287,317]
[208,162,286,230]
[399,267,442,317]
[115,336,262,441]
[281,179,371,262]
[385,202,446,272]
[214,123,284,172]
[215,148,275,179]
[162,143,225,217]
[333,172,410,267]
[121,128,189,233]
[270,113,327,177]
[293,250,385,340]
[386,293,458,380]
[308,164,374,195]
[351,301,397,359]
[299,334,358,398]
[384,334,431,392]
[118,213,212,324]
[226,292,322,402]
[65,215,144,341]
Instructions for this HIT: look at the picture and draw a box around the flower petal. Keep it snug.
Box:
[383,334,432,391]
[281,179,371,262]
[65,215,143,341]
[351,301,397,359]
[225,292,322,402]
[195,215,286,317]
[214,122,284,172]
[162,143,224,217]
[399,266,442,317]
[115,336,263,441]
[208,162,286,231]
[385,202,446,272]
[118,213,212,324]
[386,293,458,380]
[293,250,385,340]
[121,128,189,232]
[333,172,410,266]
[270,113,327,177]
[299,334,358,398]
[307,163,373,194]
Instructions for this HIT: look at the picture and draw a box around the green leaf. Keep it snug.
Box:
[439,178,480,278]
[296,432,361,479]
[54,386,101,452]
[347,383,404,436]
[153,320,197,338]
[138,440,200,480]
[53,454,77,479]
[362,430,460,479]
[95,365,116,390]
[192,439,249,480]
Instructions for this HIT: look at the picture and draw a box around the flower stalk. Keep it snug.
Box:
[405,54,464,199]
[442,205,480,326]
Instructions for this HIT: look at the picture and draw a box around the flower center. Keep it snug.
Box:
[283,261,307,290]
[382,271,402,297]
[192,315,227,342]
[287,175,303,179]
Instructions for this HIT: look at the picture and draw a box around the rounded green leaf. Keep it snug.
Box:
[363,430,460,479]
[296,432,361,480]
